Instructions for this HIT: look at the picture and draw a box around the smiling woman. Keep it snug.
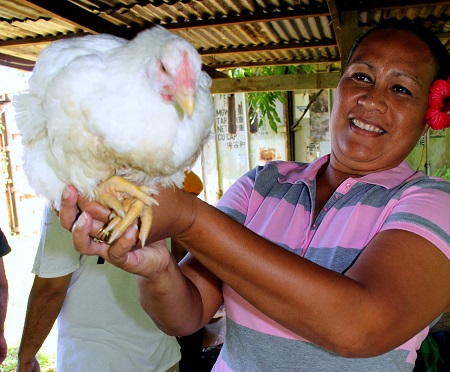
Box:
[59,19,450,372]
[331,28,435,175]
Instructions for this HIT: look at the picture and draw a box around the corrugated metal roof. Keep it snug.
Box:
[0,0,448,74]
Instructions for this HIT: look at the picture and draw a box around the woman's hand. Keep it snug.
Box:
[74,211,174,278]
[58,184,196,277]
[59,185,110,231]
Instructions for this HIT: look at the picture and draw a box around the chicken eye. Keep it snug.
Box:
[160,63,167,74]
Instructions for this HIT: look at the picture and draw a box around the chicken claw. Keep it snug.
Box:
[106,199,153,245]
[98,186,156,245]
[95,175,158,218]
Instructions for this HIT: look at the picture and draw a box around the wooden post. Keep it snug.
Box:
[340,10,359,71]
[0,95,19,233]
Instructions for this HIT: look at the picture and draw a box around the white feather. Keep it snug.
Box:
[13,26,214,210]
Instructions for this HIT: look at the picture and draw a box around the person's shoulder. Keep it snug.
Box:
[0,229,11,257]
[407,174,450,192]
[241,161,313,189]
[397,175,450,209]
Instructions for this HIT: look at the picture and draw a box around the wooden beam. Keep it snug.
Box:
[200,40,337,56]
[210,73,341,94]
[437,32,450,41]
[340,0,450,11]
[203,66,228,79]
[340,10,359,70]
[0,32,89,47]
[0,53,35,71]
[326,0,342,56]
[211,57,341,71]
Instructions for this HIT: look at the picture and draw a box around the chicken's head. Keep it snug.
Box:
[147,29,203,119]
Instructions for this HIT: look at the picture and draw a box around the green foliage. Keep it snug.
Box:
[434,165,450,180]
[229,65,316,133]
[247,91,284,133]
[3,346,56,371]
[419,334,444,372]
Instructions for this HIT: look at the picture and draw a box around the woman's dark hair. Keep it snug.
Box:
[346,18,450,81]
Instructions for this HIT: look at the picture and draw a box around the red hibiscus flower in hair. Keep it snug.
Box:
[426,78,450,130]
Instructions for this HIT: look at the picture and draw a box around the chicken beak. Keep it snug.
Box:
[175,90,196,119]
[174,51,196,119]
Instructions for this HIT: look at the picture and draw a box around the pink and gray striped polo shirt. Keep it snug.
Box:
[213,155,450,371]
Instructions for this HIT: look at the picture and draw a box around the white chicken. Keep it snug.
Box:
[13,26,214,245]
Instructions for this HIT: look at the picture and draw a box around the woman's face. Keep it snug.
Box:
[330,29,436,175]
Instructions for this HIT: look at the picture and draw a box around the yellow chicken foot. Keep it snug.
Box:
[95,175,158,218]
[107,198,153,246]
[139,203,153,246]
[102,215,124,236]
[100,199,131,241]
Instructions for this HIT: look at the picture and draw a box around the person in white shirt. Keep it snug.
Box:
[17,207,180,372]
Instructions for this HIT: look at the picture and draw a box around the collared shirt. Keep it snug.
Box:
[213,155,450,372]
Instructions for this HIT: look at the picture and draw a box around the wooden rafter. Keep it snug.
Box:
[200,40,338,57]
[210,57,342,71]
[326,0,342,56]
[340,0,450,11]
[210,72,341,94]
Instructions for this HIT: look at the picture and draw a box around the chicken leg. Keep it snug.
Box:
[95,176,157,245]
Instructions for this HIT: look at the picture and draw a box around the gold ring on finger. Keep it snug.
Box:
[94,227,111,244]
